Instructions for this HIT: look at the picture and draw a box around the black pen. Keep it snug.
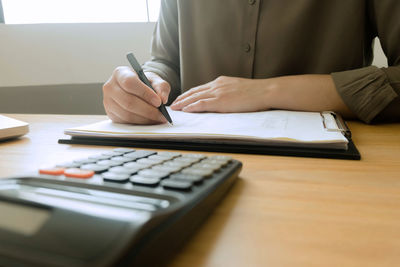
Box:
[126,52,173,124]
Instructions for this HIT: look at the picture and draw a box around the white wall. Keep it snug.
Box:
[0,22,155,87]
[0,23,388,87]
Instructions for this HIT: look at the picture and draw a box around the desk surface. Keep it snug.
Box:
[1,114,400,267]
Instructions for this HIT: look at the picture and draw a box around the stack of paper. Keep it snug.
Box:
[0,115,29,140]
[65,109,348,150]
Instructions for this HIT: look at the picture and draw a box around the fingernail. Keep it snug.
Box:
[162,92,169,104]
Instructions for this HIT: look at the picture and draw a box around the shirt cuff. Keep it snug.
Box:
[331,66,398,123]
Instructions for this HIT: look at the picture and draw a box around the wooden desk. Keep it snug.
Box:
[1,114,400,267]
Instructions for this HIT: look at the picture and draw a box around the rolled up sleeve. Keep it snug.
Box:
[331,66,398,123]
[331,0,400,123]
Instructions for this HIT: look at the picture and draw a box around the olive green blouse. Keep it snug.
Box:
[143,0,400,123]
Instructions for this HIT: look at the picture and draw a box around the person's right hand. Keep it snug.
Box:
[103,66,171,124]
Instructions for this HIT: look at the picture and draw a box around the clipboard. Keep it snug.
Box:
[58,135,360,160]
[58,111,360,160]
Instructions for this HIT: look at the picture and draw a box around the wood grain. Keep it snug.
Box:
[1,114,399,267]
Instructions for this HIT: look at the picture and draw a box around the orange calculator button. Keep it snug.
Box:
[39,167,65,176]
[64,168,94,179]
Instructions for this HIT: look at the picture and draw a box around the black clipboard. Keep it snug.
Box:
[58,112,360,160]
[58,135,360,160]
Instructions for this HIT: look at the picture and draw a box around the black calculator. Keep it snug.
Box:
[0,148,242,267]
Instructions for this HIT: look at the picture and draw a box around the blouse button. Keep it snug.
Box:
[243,43,251,52]
[248,0,256,5]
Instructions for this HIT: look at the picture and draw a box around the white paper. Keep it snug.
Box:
[65,108,348,149]
[0,115,29,140]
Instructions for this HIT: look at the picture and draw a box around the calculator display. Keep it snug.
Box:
[0,201,50,236]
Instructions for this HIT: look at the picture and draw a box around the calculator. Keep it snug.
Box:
[0,148,242,267]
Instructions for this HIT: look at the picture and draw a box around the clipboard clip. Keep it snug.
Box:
[320,111,352,139]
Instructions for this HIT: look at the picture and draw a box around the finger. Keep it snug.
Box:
[155,81,171,104]
[182,98,219,113]
[145,72,171,104]
[111,92,167,123]
[114,66,161,107]
[106,98,165,125]
[103,82,166,123]
[171,89,214,110]
[173,83,211,103]
[106,110,129,124]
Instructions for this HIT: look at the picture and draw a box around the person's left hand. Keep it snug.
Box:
[170,76,271,112]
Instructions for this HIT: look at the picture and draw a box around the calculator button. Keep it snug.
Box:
[123,162,147,170]
[96,159,121,167]
[181,153,206,160]
[161,179,192,191]
[102,172,130,183]
[130,175,160,186]
[102,151,124,157]
[73,158,98,164]
[157,151,181,158]
[39,167,65,176]
[152,165,182,173]
[207,155,232,164]
[202,158,228,165]
[181,168,214,178]
[124,150,156,160]
[169,173,204,184]
[136,158,164,165]
[131,161,153,169]
[113,148,135,153]
[173,157,200,164]
[64,168,94,179]
[108,166,140,175]
[137,169,170,179]
[162,161,188,168]
[80,164,109,173]
[88,154,111,160]
[110,156,132,164]
[191,162,222,171]
[148,154,171,161]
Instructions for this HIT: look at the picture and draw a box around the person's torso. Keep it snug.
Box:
[177,0,374,91]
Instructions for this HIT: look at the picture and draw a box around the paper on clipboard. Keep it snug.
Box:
[65,108,349,150]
